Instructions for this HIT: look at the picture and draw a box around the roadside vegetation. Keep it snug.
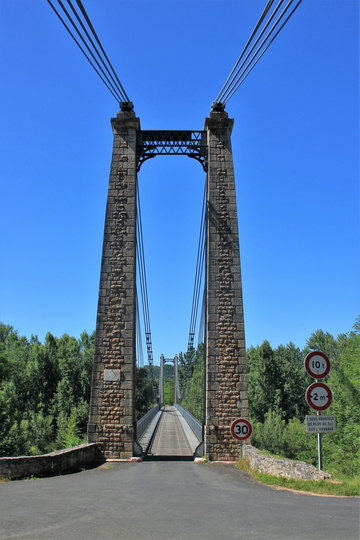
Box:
[1,318,359,498]
[237,457,359,497]
[234,317,359,497]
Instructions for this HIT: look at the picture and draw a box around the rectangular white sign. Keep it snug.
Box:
[306,415,336,433]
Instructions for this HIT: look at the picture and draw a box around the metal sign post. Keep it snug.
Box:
[304,351,333,471]
[317,410,322,471]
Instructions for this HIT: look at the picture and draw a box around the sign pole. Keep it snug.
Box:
[316,406,322,470]
[316,376,322,470]
[317,431,322,470]
[239,440,243,458]
[304,351,333,472]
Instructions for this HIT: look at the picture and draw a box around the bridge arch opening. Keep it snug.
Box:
[137,155,205,368]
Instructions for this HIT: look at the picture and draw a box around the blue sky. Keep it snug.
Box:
[0,0,358,363]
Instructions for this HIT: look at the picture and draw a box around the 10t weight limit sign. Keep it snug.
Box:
[304,351,331,379]
[230,419,252,441]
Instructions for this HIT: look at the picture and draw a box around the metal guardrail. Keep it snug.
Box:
[174,403,203,442]
[136,404,162,440]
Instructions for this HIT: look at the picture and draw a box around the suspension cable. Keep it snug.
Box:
[213,0,303,107]
[136,184,158,400]
[136,296,144,368]
[215,0,276,105]
[220,0,287,104]
[47,0,130,104]
[187,181,206,354]
[74,0,130,102]
[178,182,206,402]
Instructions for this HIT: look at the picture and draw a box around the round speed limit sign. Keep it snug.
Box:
[230,418,252,441]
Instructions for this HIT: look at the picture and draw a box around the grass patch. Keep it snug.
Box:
[236,459,359,497]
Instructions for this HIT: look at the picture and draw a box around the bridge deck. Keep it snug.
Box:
[146,406,198,459]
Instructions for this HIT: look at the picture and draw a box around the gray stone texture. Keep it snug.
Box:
[87,109,140,460]
[246,445,331,481]
[0,444,101,480]
[204,110,249,461]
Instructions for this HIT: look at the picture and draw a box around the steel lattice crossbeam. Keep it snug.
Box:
[136,130,207,172]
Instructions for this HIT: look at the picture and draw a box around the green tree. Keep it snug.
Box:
[0,324,95,456]
[247,340,281,422]
[163,378,175,405]
[180,343,204,422]
[135,366,154,420]
[323,320,360,475]
[273,342,308,420]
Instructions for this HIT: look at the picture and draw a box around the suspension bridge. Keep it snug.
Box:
[48,0,303,461]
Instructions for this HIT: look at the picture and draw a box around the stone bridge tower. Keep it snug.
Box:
[87,107,139,460]
[87,105,248,461]
[204,108,248,460]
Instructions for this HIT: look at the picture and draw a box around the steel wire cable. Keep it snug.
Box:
[214,0,303,106]
[214,0,276,104]
[222,0,303,103]
[65,0,127,101]
[47,0,129,103]
[180,183,206,407]
[224,1,303,103]
[188,183,206,349]
[219,0,287,103]
[136,184,158,399]
[74,0,129,101]
[197,292,206,346]
[136,187,151,339]
[135,296,144,368]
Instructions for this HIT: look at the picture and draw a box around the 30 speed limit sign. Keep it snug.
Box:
[230,418,252,441]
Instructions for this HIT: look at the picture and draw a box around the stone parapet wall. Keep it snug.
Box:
[245,445,331,481]
[0,444,101,480]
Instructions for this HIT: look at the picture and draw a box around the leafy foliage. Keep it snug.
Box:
[135,366,156,420]
[247,341,308,422]
[179,343,204,422]
[2,316,358,480]
[249,318,360,477]
[0,325,94,457]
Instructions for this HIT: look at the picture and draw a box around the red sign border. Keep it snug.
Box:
[305,382,333,411]
[230,418,253,441]
[304,351,331,379]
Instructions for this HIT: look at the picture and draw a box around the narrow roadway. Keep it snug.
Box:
[0,461,358,540]
[146,406,193,458]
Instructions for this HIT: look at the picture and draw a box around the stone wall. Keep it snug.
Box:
[245,445,331,481]
[0,444,101,480]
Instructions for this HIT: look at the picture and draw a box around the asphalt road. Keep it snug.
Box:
[0,461,358,540]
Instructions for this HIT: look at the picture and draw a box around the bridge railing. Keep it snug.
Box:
[136,404,163,440]
[174,403,203,442]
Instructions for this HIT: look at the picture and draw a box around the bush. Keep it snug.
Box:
[252,411,317,465]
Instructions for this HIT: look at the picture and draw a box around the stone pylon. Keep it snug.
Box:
[87,108,139,460]
[204,109,249,461]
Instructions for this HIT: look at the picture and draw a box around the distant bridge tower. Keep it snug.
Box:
[160,354,180,405]
[87,104,248,461]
